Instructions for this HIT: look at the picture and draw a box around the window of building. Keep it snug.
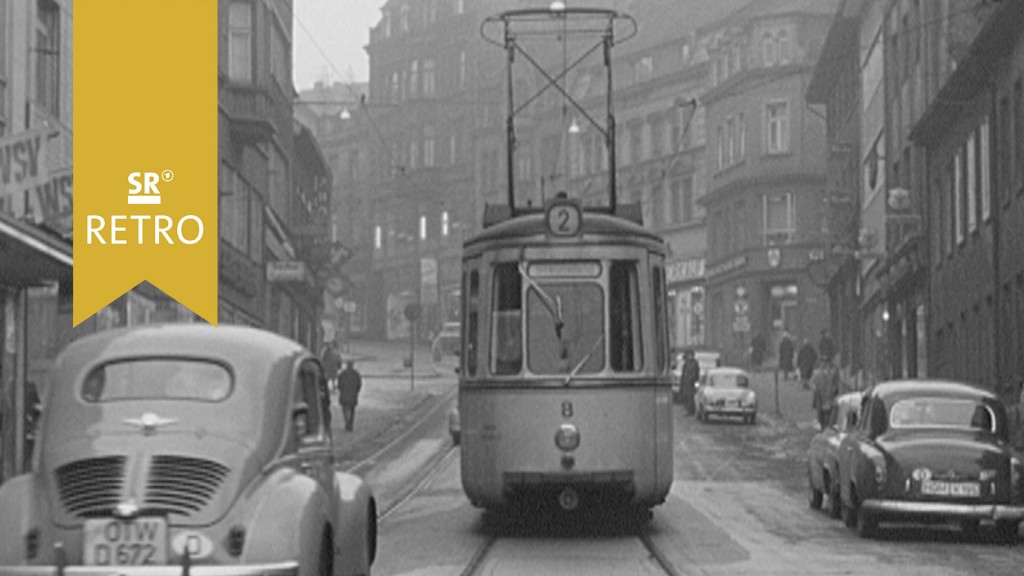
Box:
[765,101,790,154]
[400,5,410,32]
[423,59,435,97]
[423,125,435,167]
[726,117,736,165]
[382,10,391,38]
[375,225,382,249]
[35,0,60,116]
[409,60,419,98]
[966,133,977,233]
[953,150,963,245]
[420,214,427,240]
[630,124,644,163]
[409,139,418,169]
[979,118,990,221]
[441,211,449,237]
[269,20,290,89]
[425,0,436,24]
[390,71,400,102]
[717,124,725,170]
[634,56,653,84]
[228,1,253,84]
[762,31,777,66]
[449,134,458,164]
[778,29,792,64]
[455,0,464,15]
[1015,79,1023,194]
[764,193,794,245]
[738,113,746,160]
[731,46,742,74]
[458,51,467,89]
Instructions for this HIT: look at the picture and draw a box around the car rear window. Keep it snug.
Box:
[81,359,233,403]
[889,398,995,432]
[707,373,749,388]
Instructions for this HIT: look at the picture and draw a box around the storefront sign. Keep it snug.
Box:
[666,258,705,284]
[267,261,308,283]
[707,255,747,279]
[0,131,73,233]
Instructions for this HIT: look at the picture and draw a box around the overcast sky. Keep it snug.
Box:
[293,0,385,89]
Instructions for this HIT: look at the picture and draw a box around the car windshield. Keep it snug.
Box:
[707,372,749,389]
[81,359,233,403]
[889,397,996,433]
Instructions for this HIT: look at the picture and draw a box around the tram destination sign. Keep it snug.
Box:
[528,261,601,278]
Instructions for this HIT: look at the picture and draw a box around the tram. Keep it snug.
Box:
[458,7,673,514]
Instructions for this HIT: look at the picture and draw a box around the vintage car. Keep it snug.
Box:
[807,392,864,518]
[0,325,377,576]
[431,322,461,362]
[837,380,1024,540]
[694,367,757,424]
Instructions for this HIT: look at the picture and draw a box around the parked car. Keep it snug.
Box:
[837,380,1024,540]
[694,367,757,424]
[670,349,720,404]
[0,325,377,576]
[807,392,864,518]
[432,322,461,361]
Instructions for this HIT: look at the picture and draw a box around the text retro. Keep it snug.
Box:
[85,170,205,245]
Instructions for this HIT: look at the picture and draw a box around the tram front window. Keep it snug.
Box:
[527,283,604,375]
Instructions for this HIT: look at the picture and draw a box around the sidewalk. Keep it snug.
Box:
[328,339,458,469]
[748,369,819,432]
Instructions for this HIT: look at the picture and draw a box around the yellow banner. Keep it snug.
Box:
[74,0,217,326]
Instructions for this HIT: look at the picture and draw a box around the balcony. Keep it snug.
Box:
[221,85,275,142]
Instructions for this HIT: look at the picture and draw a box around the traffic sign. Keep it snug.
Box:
[732,317,751,333]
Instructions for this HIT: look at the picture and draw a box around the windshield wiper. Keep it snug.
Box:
[518,261,564,339]
[564,334,604,387]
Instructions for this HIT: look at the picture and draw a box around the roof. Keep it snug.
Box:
[464,210,665,250]
[0,213,73,286]
[869,380,996,402]
[58,324,308,371]
[805,0,859,104]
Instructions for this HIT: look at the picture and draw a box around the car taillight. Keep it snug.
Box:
[1012,457,1022,501]
[25,528,39,560]
[226,526,246,557]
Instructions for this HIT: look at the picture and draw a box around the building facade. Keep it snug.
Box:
[701,0,837,366]
[910,0,1024,398]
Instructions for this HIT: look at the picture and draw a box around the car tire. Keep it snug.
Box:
[994,520,1020,543]
[827,481,842,519]
[808,469,823,510]
[841,490,857,529]
[855,507,877,538]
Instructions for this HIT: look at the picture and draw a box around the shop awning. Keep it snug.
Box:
[0,214,73,286]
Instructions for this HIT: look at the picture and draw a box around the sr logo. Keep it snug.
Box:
[561,401,573,418]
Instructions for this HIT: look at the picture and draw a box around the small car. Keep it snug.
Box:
[0,325,377,576]
[694,367,757,424]
[837,380,1024,540]
[807,392,864,518]
[431,322,461,361]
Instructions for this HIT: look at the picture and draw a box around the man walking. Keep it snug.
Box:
[818,329,836,364]
[679,349,700,416]
[811,359,839,430]
[778,329,795,380]
[337,361,363,432]
[321,342,343,394]
[797,339,818,390]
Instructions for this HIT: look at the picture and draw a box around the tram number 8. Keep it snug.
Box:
[562,401,573,418]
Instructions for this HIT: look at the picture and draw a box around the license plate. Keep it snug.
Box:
[921,480,980,498]
[84,517,167,565]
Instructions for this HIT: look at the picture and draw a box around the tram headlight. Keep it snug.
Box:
[555,423,581,452]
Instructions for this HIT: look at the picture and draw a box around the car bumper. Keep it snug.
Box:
[861,500,1024,522]
[0,562,299,576]
[705,406,756,415]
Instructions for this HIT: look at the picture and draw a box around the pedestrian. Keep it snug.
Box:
[337,361,363,432]
[679,349,700,416]
[750,332,766,368]
[1008,379,1024,452]
[818,329,836,364]
[811,359,840,430]
[778,329,795,380]
[797,339,817,390]
[321,341,342,393]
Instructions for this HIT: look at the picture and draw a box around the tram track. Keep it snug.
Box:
[453,512,687,576]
